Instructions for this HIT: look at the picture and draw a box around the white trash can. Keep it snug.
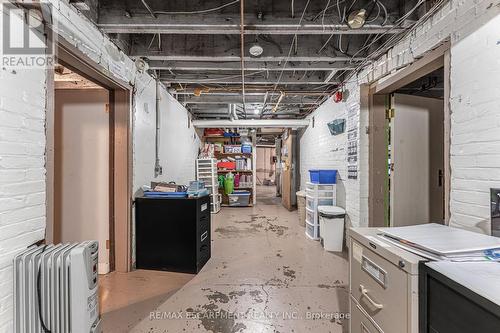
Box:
[318,206,346,252]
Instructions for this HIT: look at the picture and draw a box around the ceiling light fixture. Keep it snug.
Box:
[347,9,367,29]
[249,43,264,57]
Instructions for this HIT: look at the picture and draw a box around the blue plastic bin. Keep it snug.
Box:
[309,169,337,184]
[241,144,252,154]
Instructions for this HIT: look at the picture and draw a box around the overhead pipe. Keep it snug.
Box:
[154,78,163,177]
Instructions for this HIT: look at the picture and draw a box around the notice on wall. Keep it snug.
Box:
[347,104,359,180]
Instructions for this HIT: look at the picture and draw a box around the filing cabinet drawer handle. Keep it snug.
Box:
[360,285,384,309]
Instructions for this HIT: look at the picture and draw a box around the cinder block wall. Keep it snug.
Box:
[300,1,500,232]
[0,1,200,330]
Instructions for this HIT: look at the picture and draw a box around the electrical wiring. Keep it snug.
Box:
[152,0,240,15]
[336,0,344,23]
[268,0,311,103]
[322,0,332,31]
[347,0,427,64]
[365,1,381,24]
[141,0,156,18]
[311,0,346,21]
[378,0,388,26]
[171,70,267,84]
[338,34,346,54]
[305,0,447,115]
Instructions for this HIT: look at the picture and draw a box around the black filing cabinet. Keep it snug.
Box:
[135,195,211,273]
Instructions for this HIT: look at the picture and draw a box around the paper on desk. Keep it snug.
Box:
[379,223,500,255]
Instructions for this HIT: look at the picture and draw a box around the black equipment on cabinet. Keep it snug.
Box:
[419,262,500,333]
[135,195,211,273]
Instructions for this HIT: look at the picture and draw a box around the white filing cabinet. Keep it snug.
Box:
[349,228,424,333]
[304,182,336,240]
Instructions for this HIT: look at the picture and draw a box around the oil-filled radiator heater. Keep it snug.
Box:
[13,241,102,333]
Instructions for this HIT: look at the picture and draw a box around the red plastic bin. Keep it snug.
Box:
[217,161,236,169]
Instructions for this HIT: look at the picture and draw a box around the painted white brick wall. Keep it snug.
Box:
[0,1,200,329]
[448,14,500,234]
[0,5,47,330]
[300,81,364,228]
[300,1,500,233]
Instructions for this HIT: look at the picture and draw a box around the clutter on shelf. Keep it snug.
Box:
[200,128,255,207]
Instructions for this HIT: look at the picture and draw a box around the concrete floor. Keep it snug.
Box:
[101,186,349,332]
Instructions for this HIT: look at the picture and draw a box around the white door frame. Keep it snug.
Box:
[368,41,451,226]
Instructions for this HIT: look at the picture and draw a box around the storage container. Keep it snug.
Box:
[296,191,306,227]
[305,183,335,191]
[217,161,236,169]
[305,207,315,225]
[224,145,242,153]
[306,188,336,199]
[309,169,338,184]
[305,221,320,240]
[241,144,252,154]
[306,196,334,210]
[228,191,251,206]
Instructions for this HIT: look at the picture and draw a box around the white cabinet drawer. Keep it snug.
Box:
[350,239,409,333]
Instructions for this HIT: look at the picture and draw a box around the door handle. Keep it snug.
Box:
[360,285,384,309]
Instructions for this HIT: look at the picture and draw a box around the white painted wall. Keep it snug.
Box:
[54,89,110,274]
[0,7,47,330]
[300,1,500,234]
[1,0,500,329]
[132,80,200,194]
[300,84,366,229]
[0,1,200,330]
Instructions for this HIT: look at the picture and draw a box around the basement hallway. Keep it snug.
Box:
[101,185,349,333]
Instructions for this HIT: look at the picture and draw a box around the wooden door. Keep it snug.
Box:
[390,94,444,226]
[281,129,294,210]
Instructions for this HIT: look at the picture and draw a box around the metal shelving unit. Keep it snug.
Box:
[196,158,221,213]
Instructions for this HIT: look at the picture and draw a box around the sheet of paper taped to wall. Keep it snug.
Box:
[353,242,363,263]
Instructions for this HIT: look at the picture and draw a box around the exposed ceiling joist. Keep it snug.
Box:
[129,34,369,62]
[98,11,405,35]
[180,95,319,105]
[148,60,356,72]
[174,90,330,96]
[136,55,363,63]
[192,119,310,128]
[88,0,428,120]
[162,78,335,85]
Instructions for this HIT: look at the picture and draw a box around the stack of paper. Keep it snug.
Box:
[377,224,500,262]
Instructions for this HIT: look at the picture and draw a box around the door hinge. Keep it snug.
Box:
[105,103,110,113]
[385,108,395,119]
[106,239,110,249]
